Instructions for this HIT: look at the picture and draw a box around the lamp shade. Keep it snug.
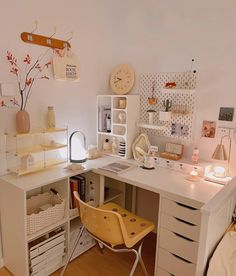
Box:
[69,131,87,163]
[212,144,228,160]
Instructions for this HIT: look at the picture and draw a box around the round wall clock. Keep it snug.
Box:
[110,64,135,95]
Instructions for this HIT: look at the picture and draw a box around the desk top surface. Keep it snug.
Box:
[1,156,234,213]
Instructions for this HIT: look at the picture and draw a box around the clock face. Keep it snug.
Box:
[110,64,135,95]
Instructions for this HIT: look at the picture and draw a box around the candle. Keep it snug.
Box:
[214,166,226,178]
[190,170,198,176]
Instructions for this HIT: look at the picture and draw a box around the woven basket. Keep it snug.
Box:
[27,192,65,235]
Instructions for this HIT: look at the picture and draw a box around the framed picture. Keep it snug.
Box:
[201,120,216,138]
[218,107,234,121]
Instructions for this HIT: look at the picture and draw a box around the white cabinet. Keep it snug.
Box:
[158,197,201,276]
[0,168,102,276]
[97,95,140,159]
[5,128,68,176]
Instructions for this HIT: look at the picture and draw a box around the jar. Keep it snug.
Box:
[46,106,56,129]
[192,147,199,164]
[103,139,111,152]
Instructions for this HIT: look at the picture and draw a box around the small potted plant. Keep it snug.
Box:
[159,99,172,121]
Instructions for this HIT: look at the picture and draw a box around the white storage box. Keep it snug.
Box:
[27,192,65,235]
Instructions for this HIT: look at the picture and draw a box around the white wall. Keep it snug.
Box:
[107,0,236,173]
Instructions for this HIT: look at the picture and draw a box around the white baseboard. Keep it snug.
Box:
[0,257,4,268]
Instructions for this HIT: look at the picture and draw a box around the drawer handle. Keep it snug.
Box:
[171,252,192,264]
[173,231,194,242]
[174,216,196,226]
[175,202,197,210]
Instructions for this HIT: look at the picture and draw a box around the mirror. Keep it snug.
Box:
[132,133,151,161]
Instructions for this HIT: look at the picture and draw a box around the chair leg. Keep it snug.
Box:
[60,225,85,276]
[97,240,104,254]
[87,232,147,276]
[129,249,139,276]
[138,242,149,276]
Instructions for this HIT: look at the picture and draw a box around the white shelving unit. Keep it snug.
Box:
[0,163,128,276]
[5,128,68,176]
[97,95,140,159]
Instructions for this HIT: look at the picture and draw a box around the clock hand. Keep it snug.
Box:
[114,78,122,84]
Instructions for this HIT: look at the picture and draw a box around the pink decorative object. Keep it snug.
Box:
[191,147,199,164]
[16,110,30,134]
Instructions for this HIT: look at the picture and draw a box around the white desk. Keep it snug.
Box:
[0,156,235,276]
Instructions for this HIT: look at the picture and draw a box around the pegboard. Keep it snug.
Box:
[139,72,197,140]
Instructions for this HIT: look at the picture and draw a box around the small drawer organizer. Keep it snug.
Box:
[27,192,65,235]
[28,227,65,275]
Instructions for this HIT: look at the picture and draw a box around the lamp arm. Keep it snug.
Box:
[228,136,231,175]
[221,134,231,175]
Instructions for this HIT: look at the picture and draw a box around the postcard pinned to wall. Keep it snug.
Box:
[201,120,216,138]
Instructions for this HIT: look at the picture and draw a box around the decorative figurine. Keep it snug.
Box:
[165,82,176,88]
[148,81,157,105]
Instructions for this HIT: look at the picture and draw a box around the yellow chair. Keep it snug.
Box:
[61,191,155,276]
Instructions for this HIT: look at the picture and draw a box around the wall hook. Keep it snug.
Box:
[66,31,74,42]
[46,26,57,46]
[21,24,71,49]
[31,20,38,34]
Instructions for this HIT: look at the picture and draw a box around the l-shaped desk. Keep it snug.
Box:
[1,156,236,276]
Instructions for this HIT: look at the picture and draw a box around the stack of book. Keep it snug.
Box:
[69,175,86,209]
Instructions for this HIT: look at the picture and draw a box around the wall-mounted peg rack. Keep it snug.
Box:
[21,32,71,49]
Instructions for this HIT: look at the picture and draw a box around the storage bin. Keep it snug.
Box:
[27,192,65,235]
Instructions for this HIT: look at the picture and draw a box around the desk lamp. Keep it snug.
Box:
[205,134,232,184]
[69,131,87,163]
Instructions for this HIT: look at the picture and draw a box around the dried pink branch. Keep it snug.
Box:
[5,51,51,110]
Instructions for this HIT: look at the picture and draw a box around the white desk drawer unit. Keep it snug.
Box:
[158,197,201,276]
[161,198,201,226]
[159,228,198,263]
[158,248,196,276]
[160,213,200,242]
[157,267,174,276]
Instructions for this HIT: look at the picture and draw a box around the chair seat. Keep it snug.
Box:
[99,202,155,248]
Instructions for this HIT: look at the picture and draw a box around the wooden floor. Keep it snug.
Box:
[0,233,156,276]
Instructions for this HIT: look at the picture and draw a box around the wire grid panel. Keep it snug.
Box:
[139,72,197,140]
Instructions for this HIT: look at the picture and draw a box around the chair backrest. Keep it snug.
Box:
[73,191,125,247]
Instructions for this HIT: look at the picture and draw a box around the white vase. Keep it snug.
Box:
[46,106,56,128]
[148,112,155,124]
[159,111,172,121]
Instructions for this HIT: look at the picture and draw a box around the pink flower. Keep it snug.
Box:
[23,54,31,64]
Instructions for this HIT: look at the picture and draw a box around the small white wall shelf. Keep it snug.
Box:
[136,123,167,130]
[97,95,140,159]
[161,88,195,95]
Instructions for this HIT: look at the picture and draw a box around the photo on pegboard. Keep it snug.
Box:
[218,107,234,121]
[171,123,189,137]
[201,120,216,138]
